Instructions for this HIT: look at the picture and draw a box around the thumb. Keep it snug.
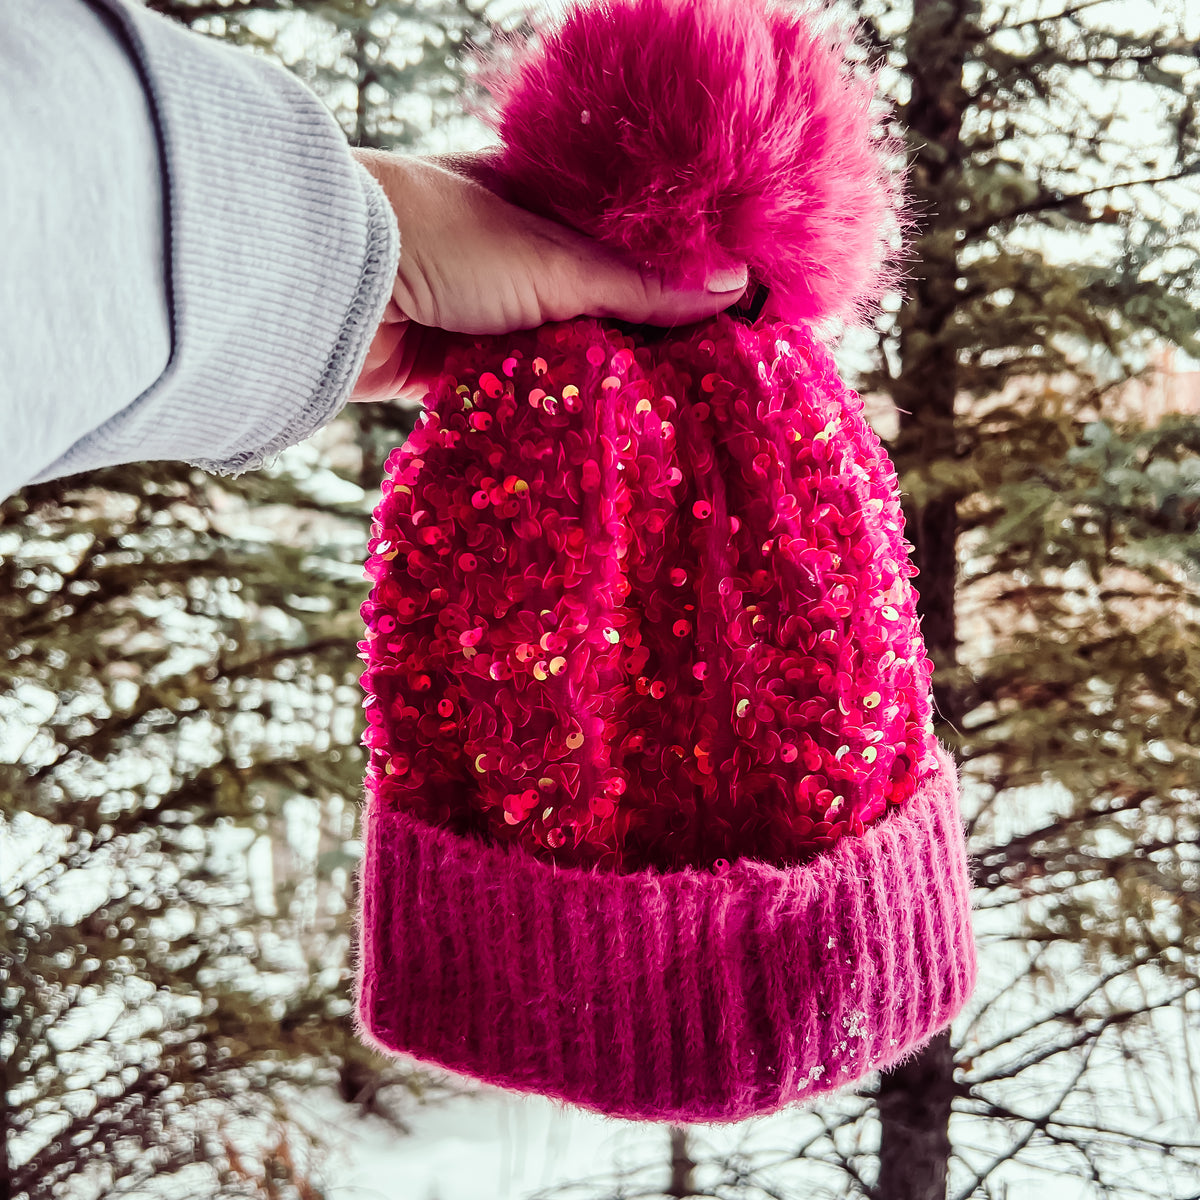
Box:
[580,252,750,328]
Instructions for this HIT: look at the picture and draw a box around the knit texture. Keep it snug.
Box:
[354,741,975,1124]
[28,0,398,486]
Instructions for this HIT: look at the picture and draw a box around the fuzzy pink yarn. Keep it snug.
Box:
[354,742,976,1124]
[467,0,908,328]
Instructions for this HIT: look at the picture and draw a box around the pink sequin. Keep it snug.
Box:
[361,316,935,874]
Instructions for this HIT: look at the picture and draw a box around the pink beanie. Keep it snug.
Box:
[354,0,976,1123]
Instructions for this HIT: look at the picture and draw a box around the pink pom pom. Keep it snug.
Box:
[466,0,909,328]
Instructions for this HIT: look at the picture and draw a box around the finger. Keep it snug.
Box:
[391,324,455,406]
[579,252,750,327]
[421,148,509,197]
[379,297,408,324]
[361,314,407,373]
[349,318,415,403]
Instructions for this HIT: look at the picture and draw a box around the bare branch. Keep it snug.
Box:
[998,0,1134,32]
[968,986,1198,1086]
[971,789,1153,872]
[962,164,1200,239]
[964,950,1162,1062]
[950,1052,1091,1200]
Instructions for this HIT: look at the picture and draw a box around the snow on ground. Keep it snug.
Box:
[296,1082,677,1200]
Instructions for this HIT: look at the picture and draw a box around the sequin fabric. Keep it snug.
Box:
[360,314,936,876]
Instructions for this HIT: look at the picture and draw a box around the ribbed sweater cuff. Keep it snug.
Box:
[55,0,399,479]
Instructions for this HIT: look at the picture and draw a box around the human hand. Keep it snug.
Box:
[348,148,750,405]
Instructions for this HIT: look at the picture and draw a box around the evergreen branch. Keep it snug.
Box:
[968,890,1033,911]
[145,0,294,17]
[10,1061,180,1197]
[17,636,352,794]
[1034,835,1200,887]
[13,555,236,643]
[972,37,1195,99]
[1052,50,1189,71]
[971,790,1151,871]
[854,12,895,63]
[222,636,349,678]
[962,164,1200,238]
[996,0,1131,32]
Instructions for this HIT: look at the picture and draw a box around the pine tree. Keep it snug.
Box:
[145,0,534,150]
[870,0,1199,1195]
[1,2,516,1194]
[524,0,1200,1198]
[8,1,1196,1197]
[1,451,437,1199]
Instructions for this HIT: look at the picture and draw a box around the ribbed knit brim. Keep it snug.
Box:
[352,743,975,1123]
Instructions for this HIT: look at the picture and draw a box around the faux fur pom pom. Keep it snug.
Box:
[466,0,908,328]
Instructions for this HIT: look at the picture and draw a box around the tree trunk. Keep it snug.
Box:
[876,1029,957,1200]
[876,0,978,1196]
[1,1032,11,1200]
[666,1125,696,1198]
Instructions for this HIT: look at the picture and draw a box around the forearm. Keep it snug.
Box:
[2,0,399,500]
[0,0,170,500]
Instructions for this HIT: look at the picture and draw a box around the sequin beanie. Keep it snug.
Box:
[353,0,977,1123]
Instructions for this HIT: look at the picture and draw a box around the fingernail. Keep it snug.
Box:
[706,266,748,293]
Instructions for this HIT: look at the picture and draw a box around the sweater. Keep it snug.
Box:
[0,0,399,503]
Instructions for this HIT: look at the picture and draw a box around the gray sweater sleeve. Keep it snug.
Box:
[1,0,400,501]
